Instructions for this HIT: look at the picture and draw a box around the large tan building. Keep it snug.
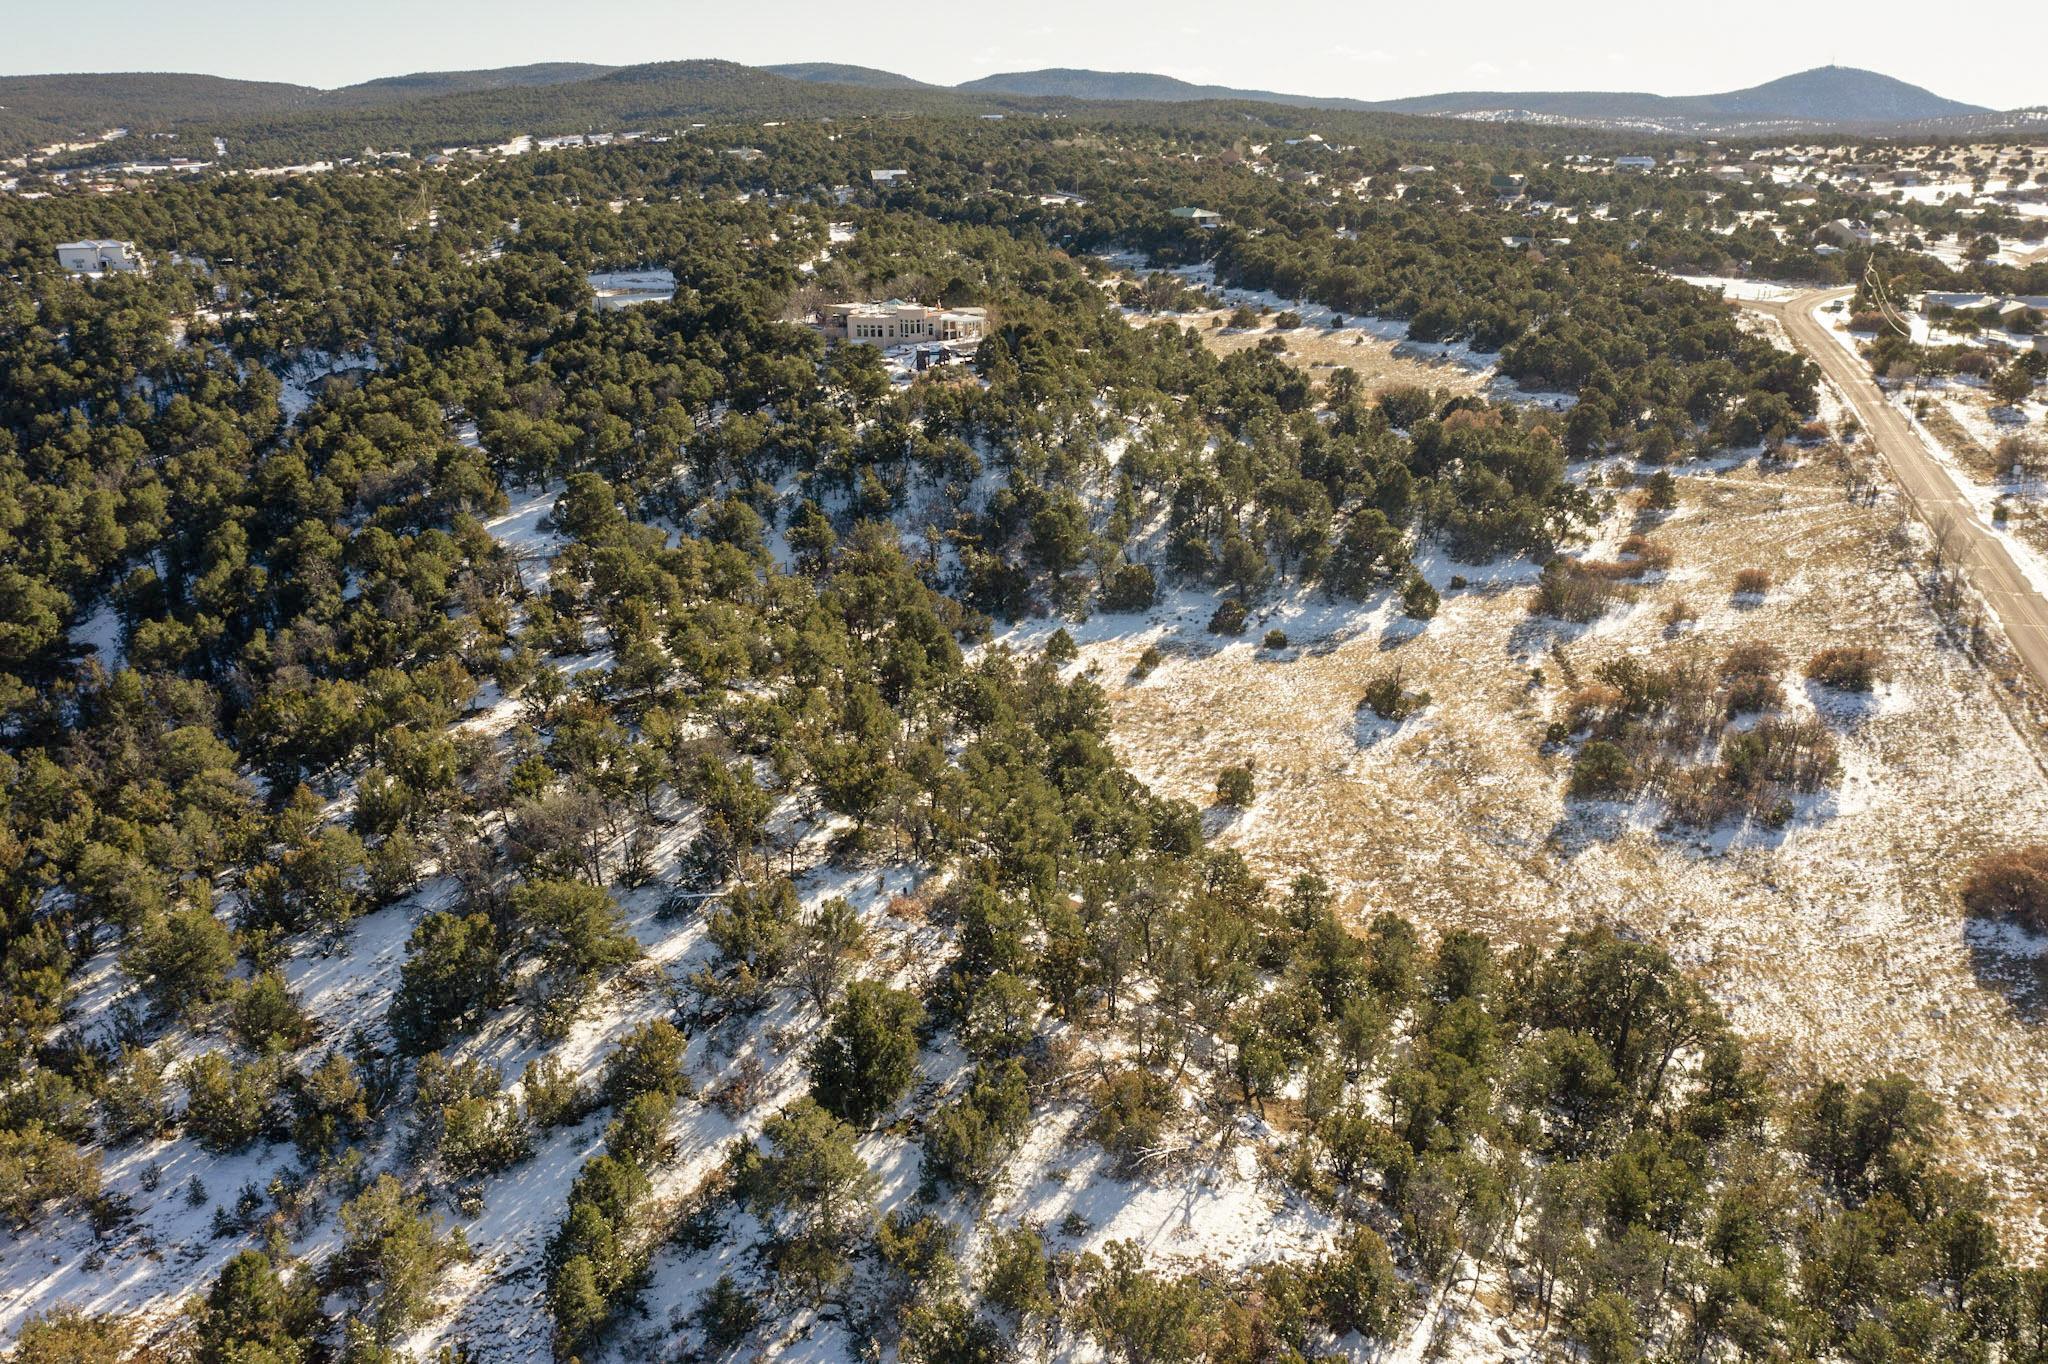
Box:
[817,300,987,347]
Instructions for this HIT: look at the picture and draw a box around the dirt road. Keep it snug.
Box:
[1745,287,2048,693]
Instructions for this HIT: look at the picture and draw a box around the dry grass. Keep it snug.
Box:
[1079,456,2048,1245]
[1133,311,1490,397]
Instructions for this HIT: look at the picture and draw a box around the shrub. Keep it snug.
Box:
[1044,628,1078,664]
[1532,560,1623,623]
[12,1308,133,1364]
[1316,1227,1403,1339]
[1086,1066,1176,1164]
[981,1224,1053,1323]
[0,1124,101,1224]
[603,1019,688,1107]
[1215,765,1256,807]
[1360,669,1429,722]
[231,971,314,1053]
[1132,645,1163,679]
[810,981,926,1128]
[1805,646,1884,691]
[1207,598,1249,636]
[1099,561,1157,613]
[183,1053,278,1153]
[922,1060,1030,1191]
[1732,567,1771,598]
[522,1054,590,1130]
[1569,741,1637,798]
[694,1274,763,1353]
[1401,574,1440,620]
[1961,846,2048,933]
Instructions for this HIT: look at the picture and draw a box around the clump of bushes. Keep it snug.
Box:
[1360,669,1429,722]
[1401,574,1440,620]
[1532,561,1625,623]
[1961,846,2048,934]
[1132,645,1163,679]
[1263,629,1289,649]
[1732,567,1771,598]
[1086,1065,1176,1166]
[1553,644,1836,827]
[1208,599,1249,636]
[1720,642,1786,717]
[1215,765,1256,808]
[1805,646,1885,692]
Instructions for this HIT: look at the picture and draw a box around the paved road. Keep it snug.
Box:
[1743,287,2048,694]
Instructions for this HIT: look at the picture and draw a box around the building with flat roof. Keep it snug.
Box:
[816,300,987,347]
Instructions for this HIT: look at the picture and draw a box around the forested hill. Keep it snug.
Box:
[956,67,1377,110]
[13,60,996,164]
[312,62,622,109]
[0,71,322,150]
[5,58,2008,165]
[0,61,975,161]
[762,62,938,90]
[1375,65,1987,125]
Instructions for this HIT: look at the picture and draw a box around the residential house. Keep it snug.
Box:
[816,300,988,347]
[1169,206,1223,227]
[56,239,142,274]
[1816,218,1874,248]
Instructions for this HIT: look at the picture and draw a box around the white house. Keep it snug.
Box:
[1169,206,1223,227]
[816,300,986,347]
[1614,155,1658,173]
[56,239,142,274]
[1922,291,2000,314]
[1816,218,1874,248]
[870,168,910,186]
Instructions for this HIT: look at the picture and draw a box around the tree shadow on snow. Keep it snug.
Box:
[1963,915,2048,1023]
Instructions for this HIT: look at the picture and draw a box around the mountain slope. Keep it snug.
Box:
[958,67,1373,110]
[1376,65,1985,124]
[764,62,935,89]
[163,60,986,163]
[0,70,319,133]
[962,62,1988,130]
[321,62,619,108]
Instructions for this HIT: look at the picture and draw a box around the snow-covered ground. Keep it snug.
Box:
[586,268,677,310]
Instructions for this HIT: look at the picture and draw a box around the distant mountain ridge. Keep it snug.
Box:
[1373,65,1987,125]
[318,63,618,109]
[954,67,1373,110]
[763,63,936,90]
[951,63,1989,128]
[0,58,2020,163]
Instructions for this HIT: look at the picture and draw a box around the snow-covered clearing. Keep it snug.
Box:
[587,268,677,310]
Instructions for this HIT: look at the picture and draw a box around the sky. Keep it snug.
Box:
[3,0,2043,111]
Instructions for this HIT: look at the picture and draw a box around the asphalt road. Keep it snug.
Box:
[1744,287,2048,694]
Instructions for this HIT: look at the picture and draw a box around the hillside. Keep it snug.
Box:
[0,71,317,153]
[961,62,1987,131]
[958,66,1347,107]
[4,59,2012,165]
[763,62,935,89]
[164,60,986,165]
[318,62,620,109]
[1378,64,1987,126]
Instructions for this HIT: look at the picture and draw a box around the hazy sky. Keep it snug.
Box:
[5,0,2043,111]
